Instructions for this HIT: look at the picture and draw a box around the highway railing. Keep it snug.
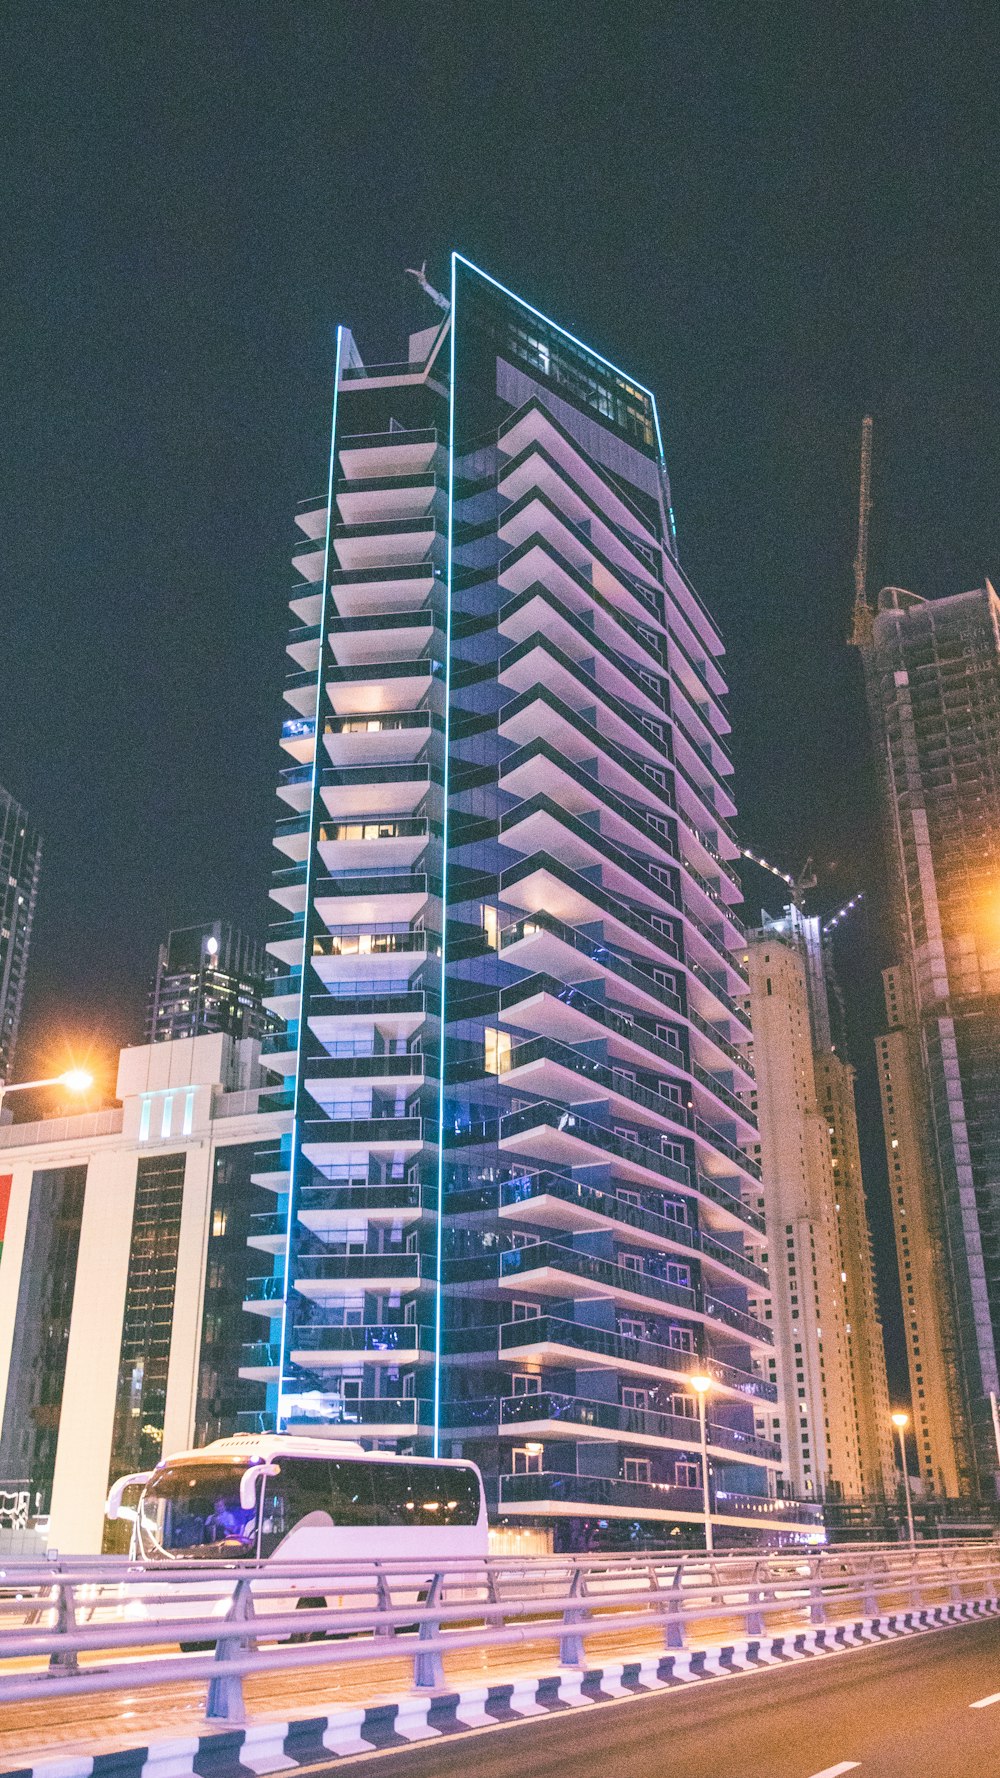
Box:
[0,1540,997,1728]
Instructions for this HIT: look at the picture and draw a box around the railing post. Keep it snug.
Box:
[374,1561,392,1617]
[47,1582,80,1674]
[744,1560,765,1637]
[413,1571,445,1690]
[662,1557,686,1649]
[808,1557,826,1626]
[862,1559,879,1618]
[559,1565,587,1667]
[205,1577,254,1722]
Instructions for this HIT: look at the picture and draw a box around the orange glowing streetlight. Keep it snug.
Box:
[0,1068,94,1121]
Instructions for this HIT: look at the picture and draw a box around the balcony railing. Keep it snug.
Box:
[294,1253,425,1285]
[499,1242,772,1345]
[499,1315,777,1401]
[499,911,683,1012]
[498,1171,765,1286]
[498,1470,705,1516]
[300,1115,427,1147]
[497,1392,780,1462]
[291,1322,433,1355]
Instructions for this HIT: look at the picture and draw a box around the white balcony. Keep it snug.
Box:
[326,664,438,717]
[316,821,429,873]
[330,563,439,619]
[338,434,444,481]
[498,450,662,591]
[497,402,658,549]
[337,475,440,525]
[497,643,663,761]
[332,519,436,572]
[322,712,437,765]
[328,613,442,667]
[313,884,433,928]
[497,693,670,806]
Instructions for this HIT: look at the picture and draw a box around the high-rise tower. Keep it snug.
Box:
[859,582,1000,1495]
[249,257,806,1548]
[745,905,894,1501]
[0,786,41,1088]
[146,921,269,1045]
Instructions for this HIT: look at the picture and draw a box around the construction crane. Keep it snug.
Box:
[740,847,817,909]
[741,846,864,937]
[849,414,874,647]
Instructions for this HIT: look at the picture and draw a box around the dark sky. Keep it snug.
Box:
[3,4,998,1386]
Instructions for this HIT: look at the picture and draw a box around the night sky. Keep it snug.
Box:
[3,4,999,1388]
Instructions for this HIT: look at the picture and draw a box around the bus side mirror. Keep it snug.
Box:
[240,1463,280,1512]
[106,1472,152,1521]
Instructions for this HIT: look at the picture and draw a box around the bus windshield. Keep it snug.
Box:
[139,1460,257,1559]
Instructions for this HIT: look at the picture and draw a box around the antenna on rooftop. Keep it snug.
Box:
[405,260,451,313]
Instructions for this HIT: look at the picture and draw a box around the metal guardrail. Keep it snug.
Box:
[0,1540,997,1729]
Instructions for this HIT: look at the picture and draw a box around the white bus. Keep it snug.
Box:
[107,1433,488,1565]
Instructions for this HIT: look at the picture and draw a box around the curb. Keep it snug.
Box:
[8,1595,1000,1778]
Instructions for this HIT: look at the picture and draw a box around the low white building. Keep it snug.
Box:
[0,1034,291,1552]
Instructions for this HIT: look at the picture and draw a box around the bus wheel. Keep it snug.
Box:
[289,1594,329,1642]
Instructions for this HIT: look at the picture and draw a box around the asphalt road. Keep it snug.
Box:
[328,1619,1000,1778]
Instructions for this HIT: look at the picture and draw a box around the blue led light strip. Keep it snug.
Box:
[275,323,344,1430]
[431,260,457,1458]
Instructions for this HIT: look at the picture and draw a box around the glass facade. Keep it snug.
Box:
[249,256,787,1544]
[0,785,41,1084]
[194,1142,273,1445]
[0,1166,86,1511]
[106,1152,186,1484]
[864,584,1000,1494]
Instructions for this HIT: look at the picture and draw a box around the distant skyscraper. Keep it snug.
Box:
[0,786,41,1086]
[860,582,1000,1495]
[875,964,966,1496]
[745,904,895,1501]
[247,253,820,1548]
[146,921,268,1045]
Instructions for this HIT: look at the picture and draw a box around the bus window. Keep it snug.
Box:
[370,1463,480,1527]
[140,1462,257,1558]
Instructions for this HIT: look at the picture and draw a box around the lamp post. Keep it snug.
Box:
[690,1373,714,1554]
[0,1069,94,1123]
[892,1410,915,1547]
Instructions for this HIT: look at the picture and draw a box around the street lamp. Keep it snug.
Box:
[892,1410,916,1547]
[690,1373,714,1554]
[0,1069,94,1122]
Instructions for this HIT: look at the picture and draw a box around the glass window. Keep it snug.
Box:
[141,1460,256,1558]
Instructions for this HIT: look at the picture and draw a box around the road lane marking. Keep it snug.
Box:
[970,1692,1000,1708]
[806,1765,861,1777]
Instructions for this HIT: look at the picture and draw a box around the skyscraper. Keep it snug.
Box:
[0,786,41,1088]
[860,582,1000,1495]
[875,965,966,1496]
[745,905,894,1501]
[146,921,269,1045]
[251,255,807,1549]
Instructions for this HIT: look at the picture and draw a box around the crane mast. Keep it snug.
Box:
[849,414,874,646]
